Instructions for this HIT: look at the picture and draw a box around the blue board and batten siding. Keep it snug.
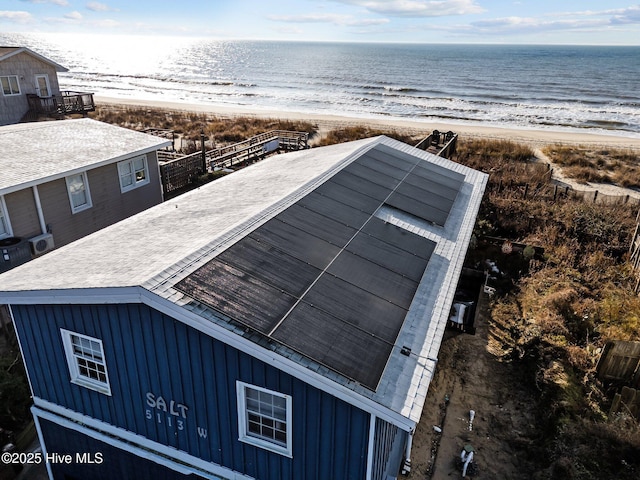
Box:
[12,303,371,480]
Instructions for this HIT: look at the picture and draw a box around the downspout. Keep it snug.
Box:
[401,429,414,475]
[32,185,47,235]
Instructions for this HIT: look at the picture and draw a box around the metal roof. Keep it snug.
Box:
[0,136,488,424]
[0,119,171,195]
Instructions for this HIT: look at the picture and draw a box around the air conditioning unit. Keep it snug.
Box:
[29,233,55,256]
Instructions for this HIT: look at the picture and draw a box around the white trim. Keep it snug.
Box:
[0,75,20,96]
[0,194,12,238]
[65,171,93,214]
[8,306,35,400]
[32,186,47,235]
[32,412,54,480]
[60,329,112,396]
[32,400,255,480]
[366,413,376,480]
[34,74,51,98]
[236,381,293,457]
[118,154,151,193]
[0,286,144,304]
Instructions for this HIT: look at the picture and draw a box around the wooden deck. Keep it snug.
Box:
[414,130,458,158]
[26,91,95,119]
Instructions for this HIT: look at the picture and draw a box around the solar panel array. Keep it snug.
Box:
[175,145,464,390]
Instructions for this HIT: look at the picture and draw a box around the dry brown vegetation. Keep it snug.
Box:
[543,144,640,188]
[315,125,420,146]
[455,138,640,479]
[90,104,318,146]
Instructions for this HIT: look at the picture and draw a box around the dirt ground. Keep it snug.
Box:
[408,294,540,480]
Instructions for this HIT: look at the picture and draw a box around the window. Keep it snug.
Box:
[237,382,292,457]
[65,172,92,213]
[1,76,20,96]
[118,155,149,192]
[61,329,111,395]
[0,196,11,239]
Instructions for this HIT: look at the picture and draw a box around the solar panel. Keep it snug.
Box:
[298,191,371,229]
[342,162,402,190]
[364,146,419,172]
[327,250,419,309]
[327,170,393,202]
[393,182,452,215]
[175,261,298,334]
[314,180,381,215]
[386,191,450,226]
[403,173,460,201]
[411,164,465,191]
[354,153,408,180]
[216,236,321,297]
[249,218,341,270]
[345,232,429,282]
[300,274,408,343]
[362,217,436,260]
[271,302,393,390]
[276,204,357,246]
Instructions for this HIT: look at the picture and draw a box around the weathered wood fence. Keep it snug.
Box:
[159,130,309,196]
[597,340,640,387]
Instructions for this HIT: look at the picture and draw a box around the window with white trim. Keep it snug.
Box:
[1,75,20,96]
[237,382,292,457]
[118,155,149,192]
[0,196,11,239]
[65,172,92,213]
[61,329,111,395]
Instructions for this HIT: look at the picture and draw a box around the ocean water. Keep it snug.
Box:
[2,32,640,137]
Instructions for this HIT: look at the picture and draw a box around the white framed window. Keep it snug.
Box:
[1,75,20,96]
[236,382,292,457]
[0,196,12,239]
[65,172,92,213]
[61,329,111,395]
[118,155,149,193]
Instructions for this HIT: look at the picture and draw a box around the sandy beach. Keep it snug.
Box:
[95,95,640,151]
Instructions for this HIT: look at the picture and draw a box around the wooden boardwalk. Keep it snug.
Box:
[158,130,309,196]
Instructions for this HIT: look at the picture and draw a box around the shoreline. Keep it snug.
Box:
[94,95,640,150]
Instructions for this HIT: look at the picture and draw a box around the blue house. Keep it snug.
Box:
[0,136,487,480]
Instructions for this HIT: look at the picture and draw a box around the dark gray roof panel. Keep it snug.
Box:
[271,302,393,390]
[386,191,450,226]
[314,180,382,215]
[354,153,408,180]
[327,250,419,309]
[362,217,436,260]
[301,275,408,343]
[363,147,418,172]
[345,232,429,282]
[298,191,371,229]
[403,172,460,200]
[342,162,402,190]
[175,261,297,334]
[393,181,452,215]
[411,163,465,190]
[276,204,358,246]
[249,218,341,269]
[328,169,393,202]
[216,237,321,297]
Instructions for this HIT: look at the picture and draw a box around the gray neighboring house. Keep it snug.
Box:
[0,46,94,125]
[0,118,171,272]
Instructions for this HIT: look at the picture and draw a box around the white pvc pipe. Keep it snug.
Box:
[32,185,47,234]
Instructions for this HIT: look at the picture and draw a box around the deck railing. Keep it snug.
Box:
[159,130,309,197]
[27,91,96,117]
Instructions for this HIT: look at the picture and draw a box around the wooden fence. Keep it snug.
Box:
[159,130,308,196]
[596,340,640,387]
